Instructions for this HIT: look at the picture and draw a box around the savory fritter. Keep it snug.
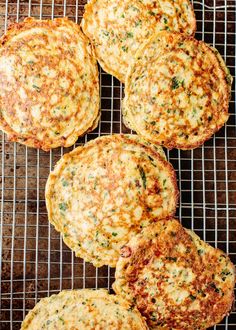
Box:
[81,0,196,82]
[113,219,235,330]
[0,17,99,151]
[123,31,232,149]
[21,289,148,330]
[45,134,178,267]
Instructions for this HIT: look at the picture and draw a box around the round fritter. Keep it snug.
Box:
[123,31,232,149]
[81,0,196,82]
[113,219,235,330]
[21,289,148,330]
[45,134,178,267]
[0,17,99,151]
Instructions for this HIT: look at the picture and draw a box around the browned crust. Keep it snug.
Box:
[0,17,100,151]
[124,31,231,150]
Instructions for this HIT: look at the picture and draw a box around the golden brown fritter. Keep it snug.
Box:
[45,134,178,267]
[114,219,235,329]
[0,17,99,150]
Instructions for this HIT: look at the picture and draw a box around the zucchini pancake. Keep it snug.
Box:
[123,31,232,149]
[46,134,178,267]
[81,0,196,82]
[0,17,99,151]
[113,219,235,330]
[21,289,148,330]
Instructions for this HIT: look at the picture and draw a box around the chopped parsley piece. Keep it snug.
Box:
[138,165,146,189]
[226,73,232,84]
[126,32,133,38]
[102,30,109,37]
[221,269,231,276]
[59,202,68,211]
[61,179,69,187]
[189,294,196,301]
[135,20,142,27]
[166,257,177,262]
[32,84,41,92]
[121,45,128,52]
[209,282,220,293]
[148,10,155,16]
[197,249,204,255]
[150,313,157,321]
[171,77,182,90]
[59,317,64,324]
[163,17,168,24]
[112,232,118,236]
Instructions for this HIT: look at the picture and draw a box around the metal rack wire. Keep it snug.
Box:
[0,0,235,329]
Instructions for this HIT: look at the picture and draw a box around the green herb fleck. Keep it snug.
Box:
[138,165,146,189]
[32,84,41,92]
[148,10,155,16]
[150,313,157,321]
[226,73,232,85]
[171,77,183,90]
[135,20,142,27]
[112,232,118,237]
[102,30,109,37]
[59,317,64,324]
[189,294,196,301]
[164,17,168,24]
[61,179,69,187]
[166,257,177,262]
[121,13,125,18]
[209,282,220,293]
[197,249,204,255]
[121,45,128,52]
[221,269,231,276]
[126,32,133,38]
[59,202,67,211]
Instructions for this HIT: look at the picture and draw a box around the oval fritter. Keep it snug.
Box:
[123,31,232,149]
[0,17,99,151]
[113,219,235,330]
[45,134,178,267]
[21,289,148,330]
[81,0,196,82]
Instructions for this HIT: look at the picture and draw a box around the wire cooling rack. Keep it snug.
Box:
[0,0,235,329]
